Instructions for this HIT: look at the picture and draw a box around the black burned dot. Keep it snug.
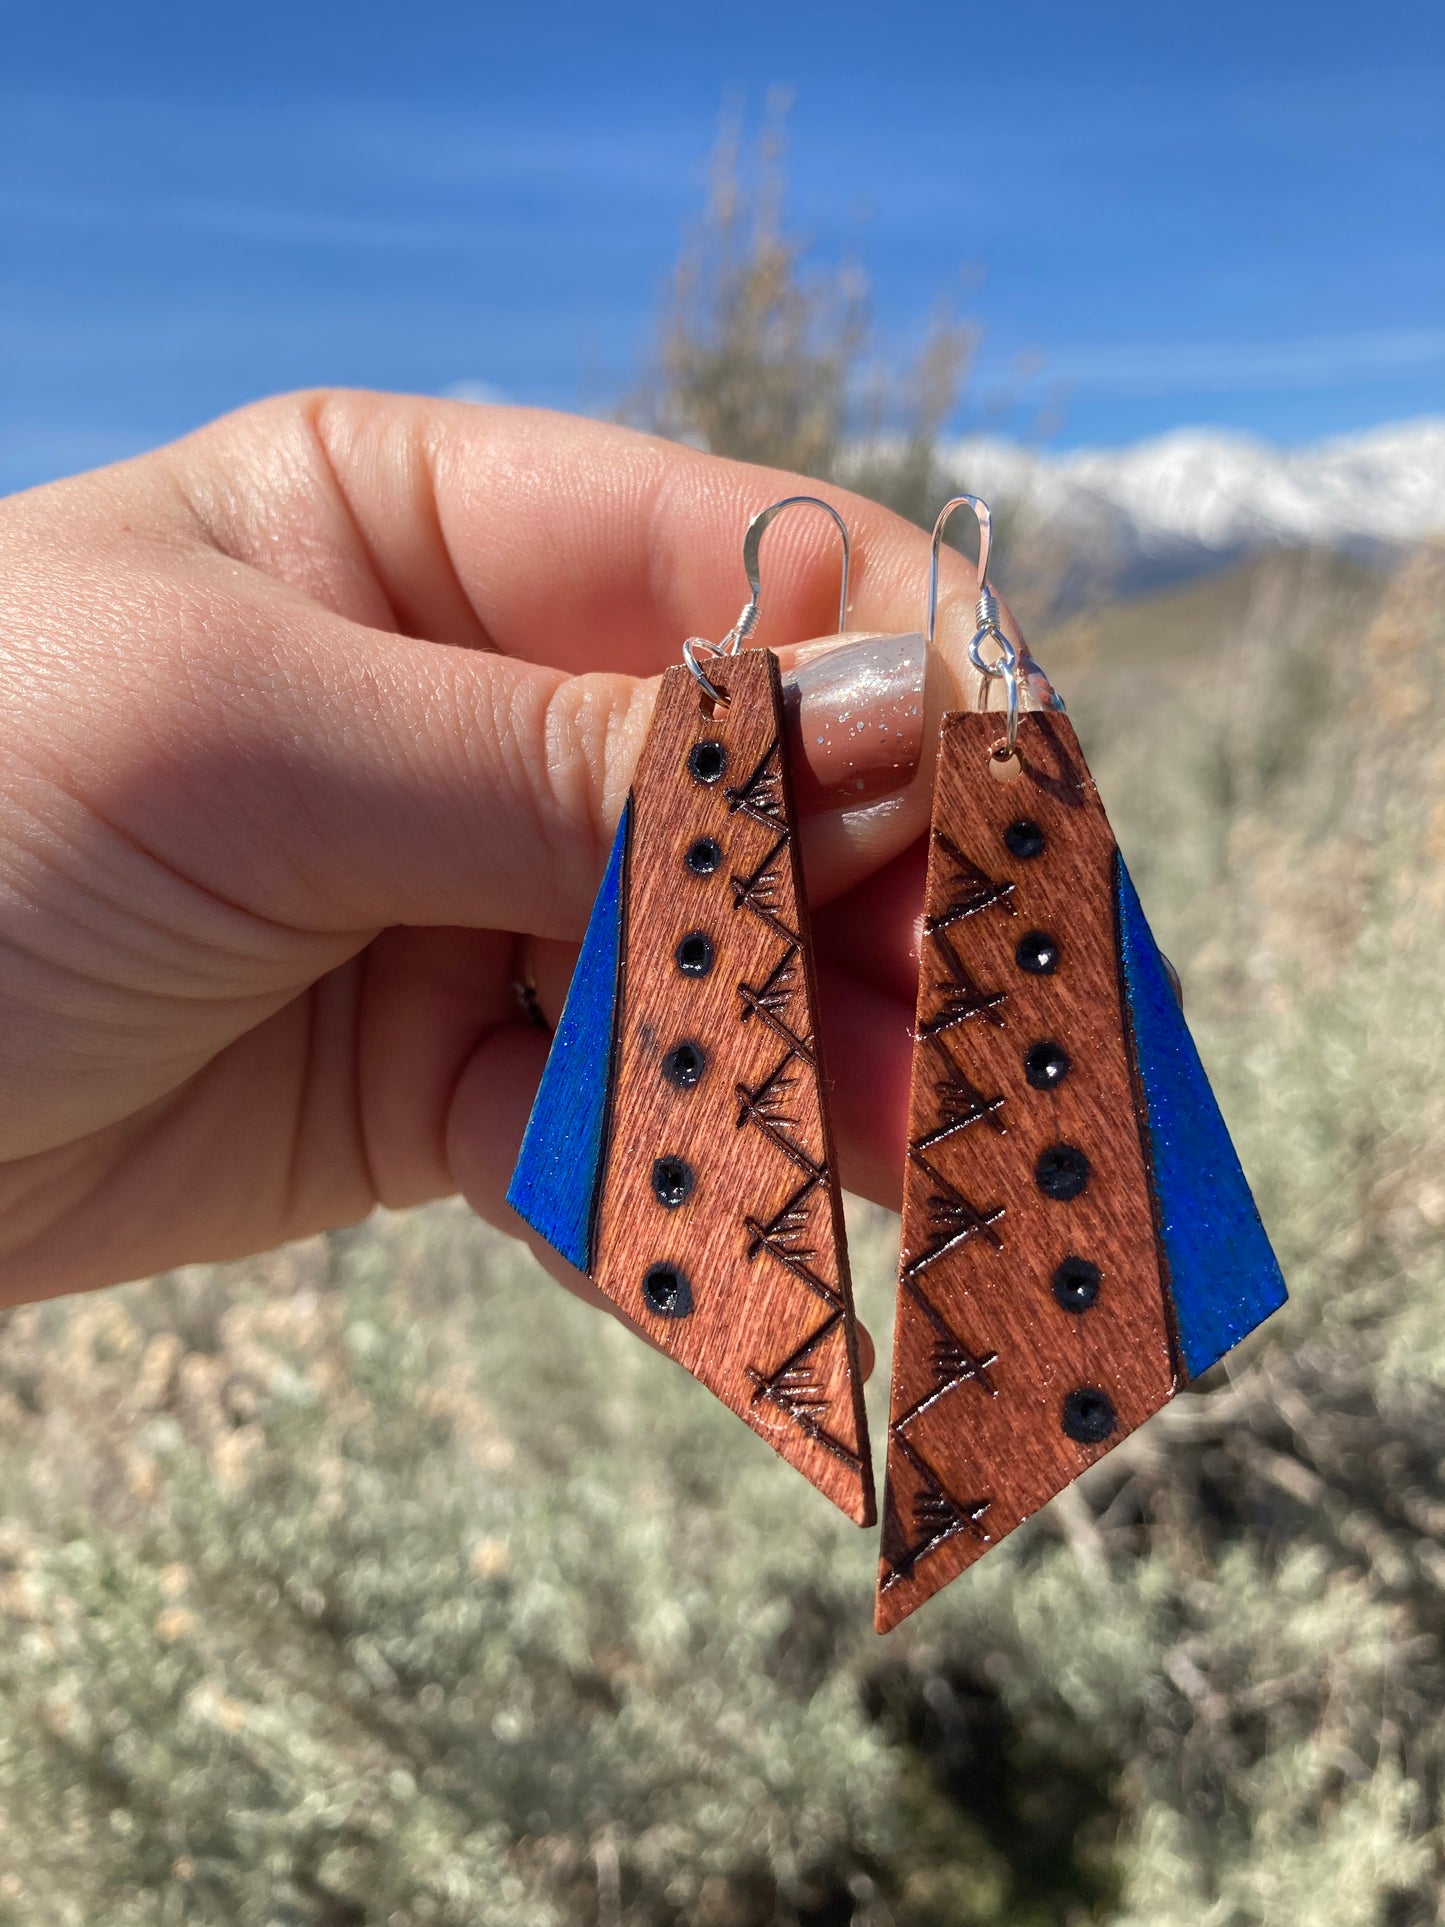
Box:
[1061,1386,1116,1445]
[1025,1039,1071,1091]
[688,740,728,786]
[662,1041,706,1088]
[674,931,714,977]
[1035,1143,1091,1201]
[642,1263,694,1319]
[1016,929,1060,975]
[1053,1255,1102,1313]
[684,836,723,876]
[651,1156,695,1209]
[1005,818,1047,860]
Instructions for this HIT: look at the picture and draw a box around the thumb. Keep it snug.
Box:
[64,562,940,946]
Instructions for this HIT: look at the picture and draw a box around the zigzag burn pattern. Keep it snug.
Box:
[727,738,860,1477]
[878,1431,992,1596]
[883,830,1016,1594]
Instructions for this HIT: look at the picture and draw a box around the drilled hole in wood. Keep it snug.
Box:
[674,931,715,977]
[1052,1255,1101,1312]
[1004,818,1046,859]
[651,1156,695,1209]
[661,1041,706,1088]
[642,1263,694,1319]
[1035,1143,1091,1201]
[1015,929,1060,975]
[1025,1039,1071,1090]
[1061,1386,1116,1444]
[688,740,728,785]
[684,836,723,876]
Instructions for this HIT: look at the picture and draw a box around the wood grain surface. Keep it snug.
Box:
[876,710,1178,1630]
[594,654,875,1527]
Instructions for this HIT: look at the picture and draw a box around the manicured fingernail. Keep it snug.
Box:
[782,631,929,812]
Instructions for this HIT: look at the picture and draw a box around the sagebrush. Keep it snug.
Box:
[1,543,1441,1925]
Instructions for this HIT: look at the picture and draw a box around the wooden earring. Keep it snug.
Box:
[875,496,1287,1630]
[509,499,875,1527]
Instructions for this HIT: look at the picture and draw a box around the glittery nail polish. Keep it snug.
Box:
[782,631,928,812]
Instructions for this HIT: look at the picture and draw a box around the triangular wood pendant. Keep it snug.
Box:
[511,651,875,1526]
[876,709,1285,1629]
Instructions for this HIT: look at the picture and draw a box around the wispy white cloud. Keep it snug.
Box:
[1046,328,1445,396]
[442,380,507,406]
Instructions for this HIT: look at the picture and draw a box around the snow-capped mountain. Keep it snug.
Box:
[938,418,1445,597]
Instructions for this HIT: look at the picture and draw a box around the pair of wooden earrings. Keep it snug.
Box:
[508,494,1287,1632]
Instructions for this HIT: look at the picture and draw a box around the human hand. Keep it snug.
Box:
[0,394,989,1306]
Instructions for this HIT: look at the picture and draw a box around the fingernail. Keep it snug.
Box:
[782,631,929,812]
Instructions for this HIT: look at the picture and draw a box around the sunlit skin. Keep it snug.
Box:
[0,393,996,1333]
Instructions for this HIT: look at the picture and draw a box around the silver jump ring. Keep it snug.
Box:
[969,622,1021,756]
[968,622,1018,681]
[930,494,1021,754]
[682,635,729,707]
[1001,650,1020,755]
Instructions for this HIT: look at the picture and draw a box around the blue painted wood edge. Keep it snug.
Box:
[506,800,630,1272]
[1114,853,1287,1380]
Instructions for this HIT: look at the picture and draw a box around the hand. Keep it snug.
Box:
[0,393,986,1306]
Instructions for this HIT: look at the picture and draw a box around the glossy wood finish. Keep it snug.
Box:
[877,711,1178,1630]
[593,654,875,1527]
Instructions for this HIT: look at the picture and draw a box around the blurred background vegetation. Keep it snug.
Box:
[2,133,1443,1927]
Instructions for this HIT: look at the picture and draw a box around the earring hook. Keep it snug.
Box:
[928,493,1020,757]
[730,495,851,649]
[684,495,852,705]
[927,494,993,646]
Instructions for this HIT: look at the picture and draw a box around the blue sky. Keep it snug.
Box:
[3,0,1442,493]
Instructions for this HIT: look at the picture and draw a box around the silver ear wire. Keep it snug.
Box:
[929,493,1020,757]
[684,495,852,704]
[729,495,851,648]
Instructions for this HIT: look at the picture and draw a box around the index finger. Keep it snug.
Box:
[171,391,987,676]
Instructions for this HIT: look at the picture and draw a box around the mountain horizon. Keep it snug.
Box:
[934,415,1445,602]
